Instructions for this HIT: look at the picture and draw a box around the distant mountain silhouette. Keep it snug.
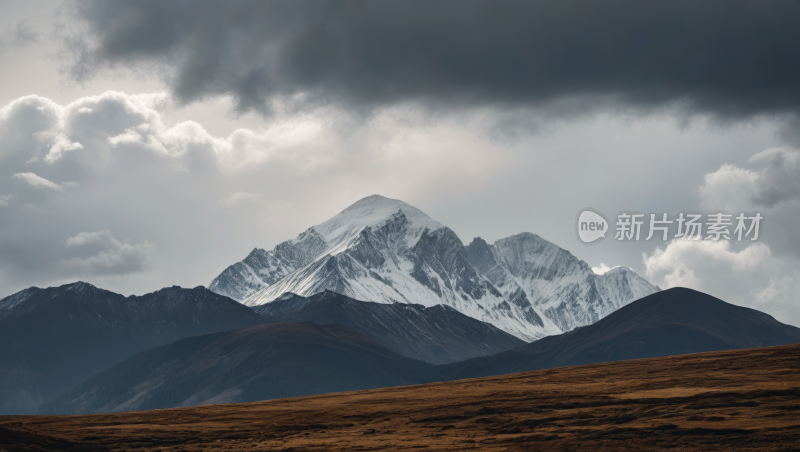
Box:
[46,322,439,414]
[254,290,525,364]
[0,282,265,414]
[444,287,800,379]
[26,287,800,415]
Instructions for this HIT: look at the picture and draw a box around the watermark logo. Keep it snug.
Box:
[576,209,763,245]
[576,209,609,244]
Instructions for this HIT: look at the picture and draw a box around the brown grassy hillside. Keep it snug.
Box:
[2,343,800,451]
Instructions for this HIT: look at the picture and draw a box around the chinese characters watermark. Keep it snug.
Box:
[576,209,763,244]
[614,212,762,242]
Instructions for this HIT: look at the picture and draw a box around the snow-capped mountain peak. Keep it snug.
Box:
[209,195,659,341]
[308,195,443,254]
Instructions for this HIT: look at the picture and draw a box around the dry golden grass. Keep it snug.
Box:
[2,343,800,451]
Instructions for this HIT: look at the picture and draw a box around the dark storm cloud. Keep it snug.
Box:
[62,0,800,118]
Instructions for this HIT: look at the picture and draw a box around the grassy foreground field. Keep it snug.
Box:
[2,343,799,451]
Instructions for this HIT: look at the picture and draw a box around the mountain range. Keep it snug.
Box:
[0,282,265,414]
[210,195,659,340]
[0,280,527,413]
[46,287,800,414]
[443,287,800,379]
[4,195,797,417]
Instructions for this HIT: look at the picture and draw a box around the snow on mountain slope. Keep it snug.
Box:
[467,233,660,332]
[242,198,558,341]
[0,288,35,319]
[210,195,657,340]
[208,229,327,300]
[209,196,445,302]
[596,266,662,313]
[311,194,443,255]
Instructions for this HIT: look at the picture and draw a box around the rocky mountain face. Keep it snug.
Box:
[443,287,800,379]
[0,282,265,414]
[210,195,659,341]
[208,229,327,301]
[466,234,658,332]
[255,290,526,364]
[45,322,439,414]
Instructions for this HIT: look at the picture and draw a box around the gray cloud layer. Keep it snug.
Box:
[0,88,797,324]
[2,1,799,324]
[62,230,155,277]
[63,0,800,119]
[9,20,39,47]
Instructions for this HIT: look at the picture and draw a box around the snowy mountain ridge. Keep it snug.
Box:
[209,195,659,340]
[466,234,658,332]
[309,195,443,255]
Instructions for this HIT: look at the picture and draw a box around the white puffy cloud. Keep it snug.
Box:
[0,194,13,206]
[700,148,800,211]
[47,90,331,173]
[591,263,612,275]
[699,147,800,260]
[643,239,800,323]
[61,230,155,277]
[12,172,62,191]
[699,164,758,212]
[0,90,511,295]
[0,95,62,165]
[44,133,84,163]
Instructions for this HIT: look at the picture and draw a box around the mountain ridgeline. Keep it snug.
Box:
[46,288,800,414]
[0,282,266,415]
[209,195,660,341]
[0,281,528,414]
[255,290,526,364]
[442,287,800,379]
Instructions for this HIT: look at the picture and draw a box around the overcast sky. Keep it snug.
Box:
[1,0,800,325]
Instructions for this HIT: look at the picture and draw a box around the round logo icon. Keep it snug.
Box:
[576,209,609,244]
